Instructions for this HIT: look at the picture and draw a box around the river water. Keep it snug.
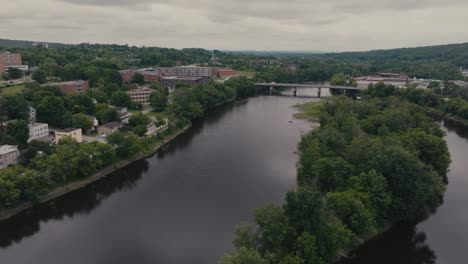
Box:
[0,96,467,264]
[0,96,312,264]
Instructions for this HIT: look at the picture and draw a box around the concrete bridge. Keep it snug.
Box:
[254,82,365,97]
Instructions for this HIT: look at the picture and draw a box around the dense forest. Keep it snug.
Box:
[221,96,450,264]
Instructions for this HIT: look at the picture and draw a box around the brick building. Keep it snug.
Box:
[126,87,155,107]
[160,76,208,89]
[119,68,137,83]
[0,52,22,74]
[216,68,238,78]
[137,69,161,83]
[56,80,90,94]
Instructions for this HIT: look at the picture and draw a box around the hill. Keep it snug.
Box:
[0,38,68,48]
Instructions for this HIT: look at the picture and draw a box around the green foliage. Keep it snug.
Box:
[220,247,266,264]
[72,113,93,132]
[224,95,450,263]
[132,125,147,137]
[36,96,72,128]
[110,91,132,108]
[132,72,145,85]
[1,120,29,148]
[107,131,143,157]
[95,104,119,124]
[0,94,30,120]
[149,90,168,112]
[6,68,23,79]
[129,113,150,127]
[32,69,47,84]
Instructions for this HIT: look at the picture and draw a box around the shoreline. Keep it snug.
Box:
[0,124,192,221]
[423,107,468,128]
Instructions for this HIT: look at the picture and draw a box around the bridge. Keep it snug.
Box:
[254,82,365,97]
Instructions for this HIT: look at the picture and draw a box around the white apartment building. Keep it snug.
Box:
[28,123,49,143]
[0,145,20,170]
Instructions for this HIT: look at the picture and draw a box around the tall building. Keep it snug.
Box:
[0,52,23,75]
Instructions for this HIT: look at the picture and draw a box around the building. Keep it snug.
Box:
[55,80,90,94]
[110,106,130,124]
[0,52,23,75]
[29,106,37,123]
[460,68,468,78]
[157,66,217,78]
[54,128,83,144]
[0,145,20,170]
[160,76,208,89]
[97,122,122,135]
[120,68,137,83]
[216,68,238,78]
[137,68,161,83]
[355,73,409,88]
[126,87,155,107]
[28,123,49,143]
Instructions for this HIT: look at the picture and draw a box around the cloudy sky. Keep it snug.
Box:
[1,0,468,51]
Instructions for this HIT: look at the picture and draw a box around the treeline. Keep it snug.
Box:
[221,96,450,264]
[169,76,256,127]
[366,82,468,120]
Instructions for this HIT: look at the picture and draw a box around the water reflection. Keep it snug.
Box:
[0,159,150,248]
[337,222,436,264]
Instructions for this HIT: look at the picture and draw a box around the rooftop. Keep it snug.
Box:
[57,128,81,133]
[0,145,18,155]
[100,122,121,129]
[29,123,48,128]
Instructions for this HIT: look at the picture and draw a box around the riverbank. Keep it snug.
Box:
[423,107,468,128]
[0,124,192,221]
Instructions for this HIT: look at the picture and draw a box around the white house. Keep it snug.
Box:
[28,123,49,143]
[0,145,20,170]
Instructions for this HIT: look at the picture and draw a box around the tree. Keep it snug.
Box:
[110,91,132,108]
[129,113,150,127]
[132,125,147,137]
[6,68,23,79]
[32,69,47,84]
[220,247,266,264]
[1,120,29,148]
[0,94,30,120]
[253,204,289,254]
[72,113,93,133]
[150,90,168,112]
[132,72,145,85]
[107,131,143,157]
[36,96,71,128]
[95,104,119,124]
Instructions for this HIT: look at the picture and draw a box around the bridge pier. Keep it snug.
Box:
[293,87,297,97]
[318,87,321,98]
[269,86,273,95]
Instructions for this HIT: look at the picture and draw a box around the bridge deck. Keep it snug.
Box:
[254,83,365,91]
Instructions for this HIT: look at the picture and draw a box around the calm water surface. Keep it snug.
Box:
[0,96,312,264]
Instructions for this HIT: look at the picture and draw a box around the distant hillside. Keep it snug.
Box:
[319,42,468,67]
[0,38,68,48]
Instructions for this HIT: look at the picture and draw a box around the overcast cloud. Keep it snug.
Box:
[1,0,467,51]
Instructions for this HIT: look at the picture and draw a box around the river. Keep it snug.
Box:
[0,96,312,264]
[0,96,467,264]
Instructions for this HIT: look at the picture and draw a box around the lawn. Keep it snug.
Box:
[0,84,26,95]
[293,101,323,122]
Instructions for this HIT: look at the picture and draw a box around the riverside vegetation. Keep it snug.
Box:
[221,95,450,264]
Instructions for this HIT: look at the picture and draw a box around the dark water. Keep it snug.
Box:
[338,120,468,264]
[0,96,312,264]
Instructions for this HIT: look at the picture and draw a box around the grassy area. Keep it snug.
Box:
[0,84,25,95]
[293,101,323,122]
